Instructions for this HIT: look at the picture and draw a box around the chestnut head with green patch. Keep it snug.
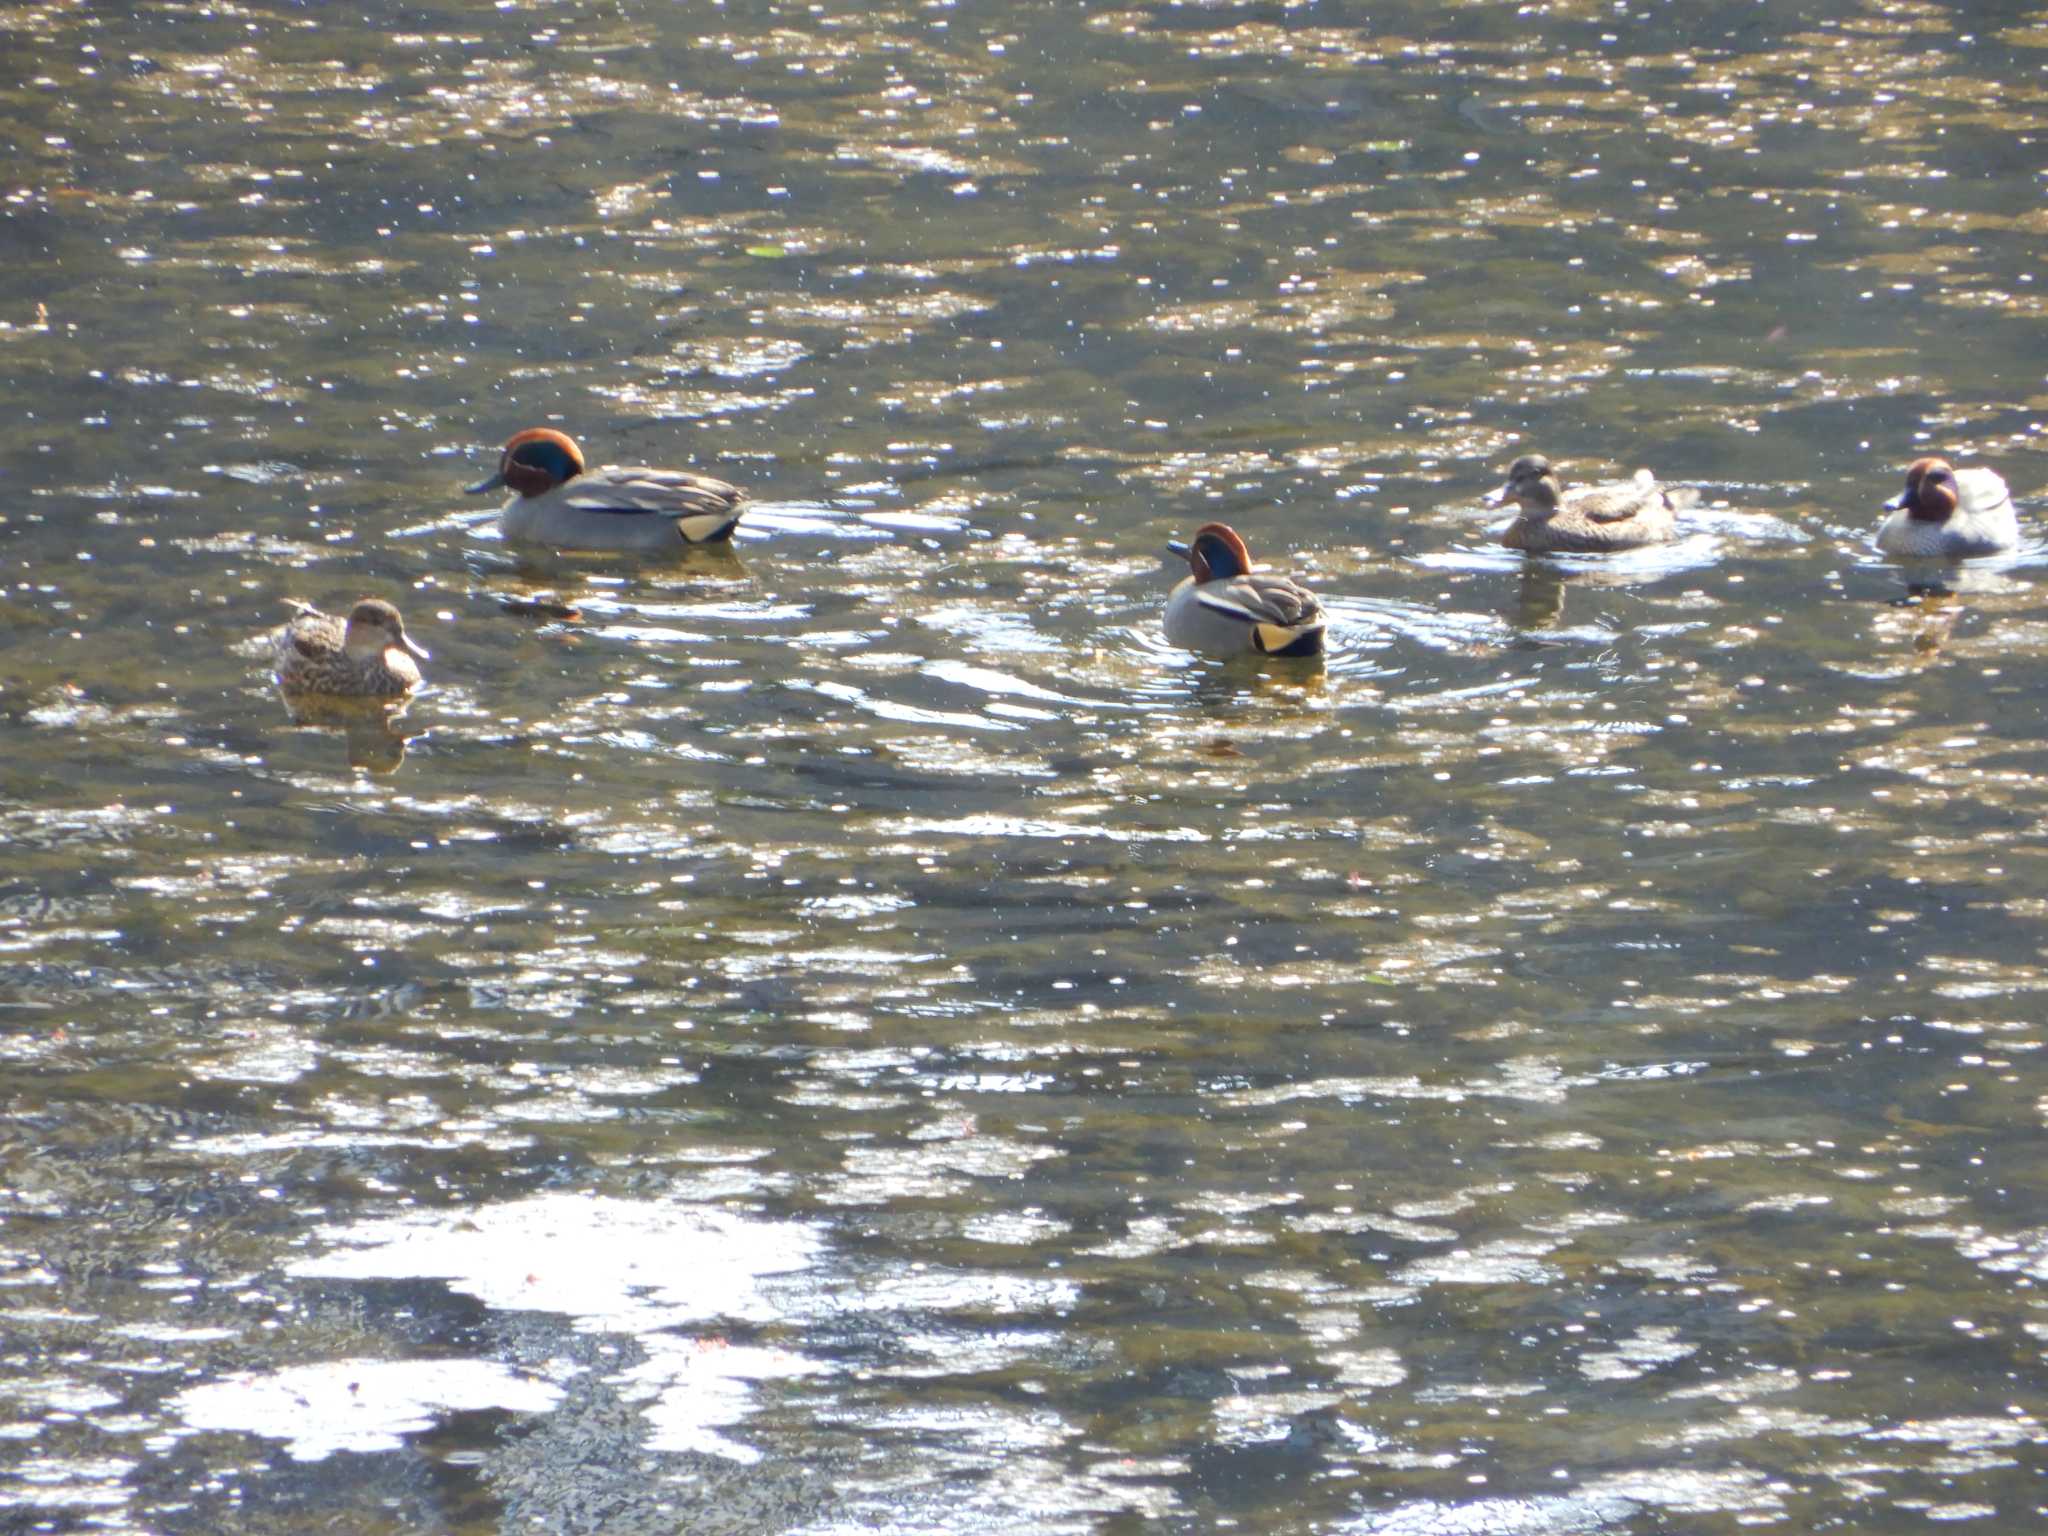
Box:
[1166,522,1255,583]
[1886,457,1960,524]
[466,428,587,499]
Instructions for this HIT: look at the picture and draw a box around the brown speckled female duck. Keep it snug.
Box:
[1491,454,1682,553]
[273,598,427,698]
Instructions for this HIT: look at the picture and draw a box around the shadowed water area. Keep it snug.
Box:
[3,0,2047,1530]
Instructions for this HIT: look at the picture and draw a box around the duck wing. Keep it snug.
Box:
[1199,575,1325,655]
[1564,469,1691,525]
[1193,575,1312,625]
[570,466,747,519]
[1955,467,2015,518]
[281,606,343,657]
[1572,480,1651,524]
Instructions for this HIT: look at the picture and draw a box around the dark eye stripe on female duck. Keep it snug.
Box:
[1163,522,1325,658]
[1489,453,1687,553]
[273,598,427,698]
[1874,456,2017,559]
[466,428,746,551]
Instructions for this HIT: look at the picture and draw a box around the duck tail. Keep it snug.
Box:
[676,510,744,545]
[1254,622,1325,659]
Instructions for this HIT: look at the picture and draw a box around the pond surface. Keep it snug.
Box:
[3,0,2047,1531]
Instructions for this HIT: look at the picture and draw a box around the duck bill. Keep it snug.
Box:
[400,636,431,661]
[464,470,507,495]
[1166,539,1191,557]
[1486,482,1513,507]
[1882,490,1910,511]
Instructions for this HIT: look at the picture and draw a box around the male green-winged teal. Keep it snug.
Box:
[1875,457,2017,559]
[1163,522,1325,659]
[466,427,746,551]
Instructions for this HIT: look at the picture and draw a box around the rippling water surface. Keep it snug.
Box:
[4,1,2047,1531]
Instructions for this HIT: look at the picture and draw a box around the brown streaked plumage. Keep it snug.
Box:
[272,598,427,698]
[1490,454,1683,553]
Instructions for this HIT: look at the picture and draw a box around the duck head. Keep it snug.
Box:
[1166,522,1254,583]
[1490,454,1562,518]
[1885,457,1960,523]
[466,428,586,498]
[344,598,429,662]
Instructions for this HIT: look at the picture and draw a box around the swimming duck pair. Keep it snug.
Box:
[1160,455,1691,660]
[1493,453,2019,560]
[270,430,750,699]
[1156,456,1685,660]
[458,428,1336,659]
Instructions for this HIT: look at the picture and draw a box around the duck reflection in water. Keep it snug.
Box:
[1502,553,1660,640]
[491,525,748,595]
[496,592,584,623]
[1510,562,1568,634]
[1178,655,1330,718]
[1870,585,1965,666]
[276,692,422,773]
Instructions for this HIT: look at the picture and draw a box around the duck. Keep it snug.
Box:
[466,427,746,551]
[1874,457,2017,559]
[273,598,427,698]
[1163,522,1325,658]
[1490,454,1681,553]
